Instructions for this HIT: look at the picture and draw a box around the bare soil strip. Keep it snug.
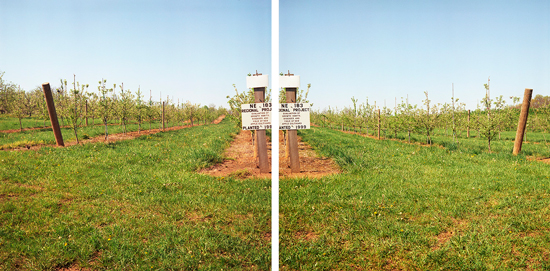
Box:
[200,130,341,179]
[5,115,225,152]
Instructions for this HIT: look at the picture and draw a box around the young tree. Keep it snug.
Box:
[416,91,440,145]
[0,71,16,115]
[65,75,82,144]
[397,97,418,143]
[118,83,134,134]
[12,87,27,131]
[183,101,200,126]
[135,87,145,133]
[97,79,114,140]
[226,84,255,128]
[146,90,159,131]
[475,80,509,152]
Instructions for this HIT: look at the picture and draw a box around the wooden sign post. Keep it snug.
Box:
[246,72,270,173]
[41,83,64,146]
[513,88,533,155]
[280,71,301,173]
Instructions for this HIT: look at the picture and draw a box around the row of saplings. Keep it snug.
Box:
[0,74,226,143]
[312,92,550,152]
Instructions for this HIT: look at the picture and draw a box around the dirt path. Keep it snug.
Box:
[200,130,341,179]
[5,115,225,152]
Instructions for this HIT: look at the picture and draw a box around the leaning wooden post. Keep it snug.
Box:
[377,109,381,140]
[513,88,533,155]
[467,109,470,138]
[162,101,165,132]
[42,83,64,146]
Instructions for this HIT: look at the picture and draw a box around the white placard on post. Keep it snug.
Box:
[279,103,310,130]
[241,102,310,130]
[241,103,272,130]
[246,75,269,89]
[279,75,300,88]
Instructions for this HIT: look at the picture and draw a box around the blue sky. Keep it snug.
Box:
[0,0,270,107]
[281,0,550,110]
[1,1,549,111]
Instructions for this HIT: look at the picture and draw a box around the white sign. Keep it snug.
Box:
[279,75,300,88]
[246,75,269,88]
[241,103,272,130]
[279,103,310,130]
[241,102,310,130]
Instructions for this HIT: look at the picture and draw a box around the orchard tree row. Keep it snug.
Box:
[0,72,226,142]
[312,90,550,152]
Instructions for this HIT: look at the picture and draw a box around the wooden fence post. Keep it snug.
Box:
[513,88,533,155]
[467,109,470,138]
[42,83,64,146]
[254,87,270,173]
[377,109,381,140]
[162,101,165,132]
[85,100,88,126]
[286,87,300,173]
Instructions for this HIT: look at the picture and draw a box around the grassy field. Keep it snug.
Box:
[0,116,130,131]
[0,118,196,150]
[0,119,271,270]
[279,126,550,270]
[331,124,550,158]
[0,116,190,132]
[4,116,550,270]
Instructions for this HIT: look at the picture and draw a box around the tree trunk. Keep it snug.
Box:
[104,121,109,141]
[74,129,79,144]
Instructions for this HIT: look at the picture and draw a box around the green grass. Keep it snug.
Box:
[333,124,550,158]
[0,116,50,131]
[280,126,550,270]
[0,116,192,132]
[0,119,197,150]
[0,119,270,270]
[0,116,121,131]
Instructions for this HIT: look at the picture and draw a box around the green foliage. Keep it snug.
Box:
[0,71,226,137]
[310,84,549,152]
[226,84,255,128]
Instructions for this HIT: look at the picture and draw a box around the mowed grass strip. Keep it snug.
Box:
[280,127,550,270]
[336,124,550,157]
[0,117,192,150]
[0,119,270,270]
